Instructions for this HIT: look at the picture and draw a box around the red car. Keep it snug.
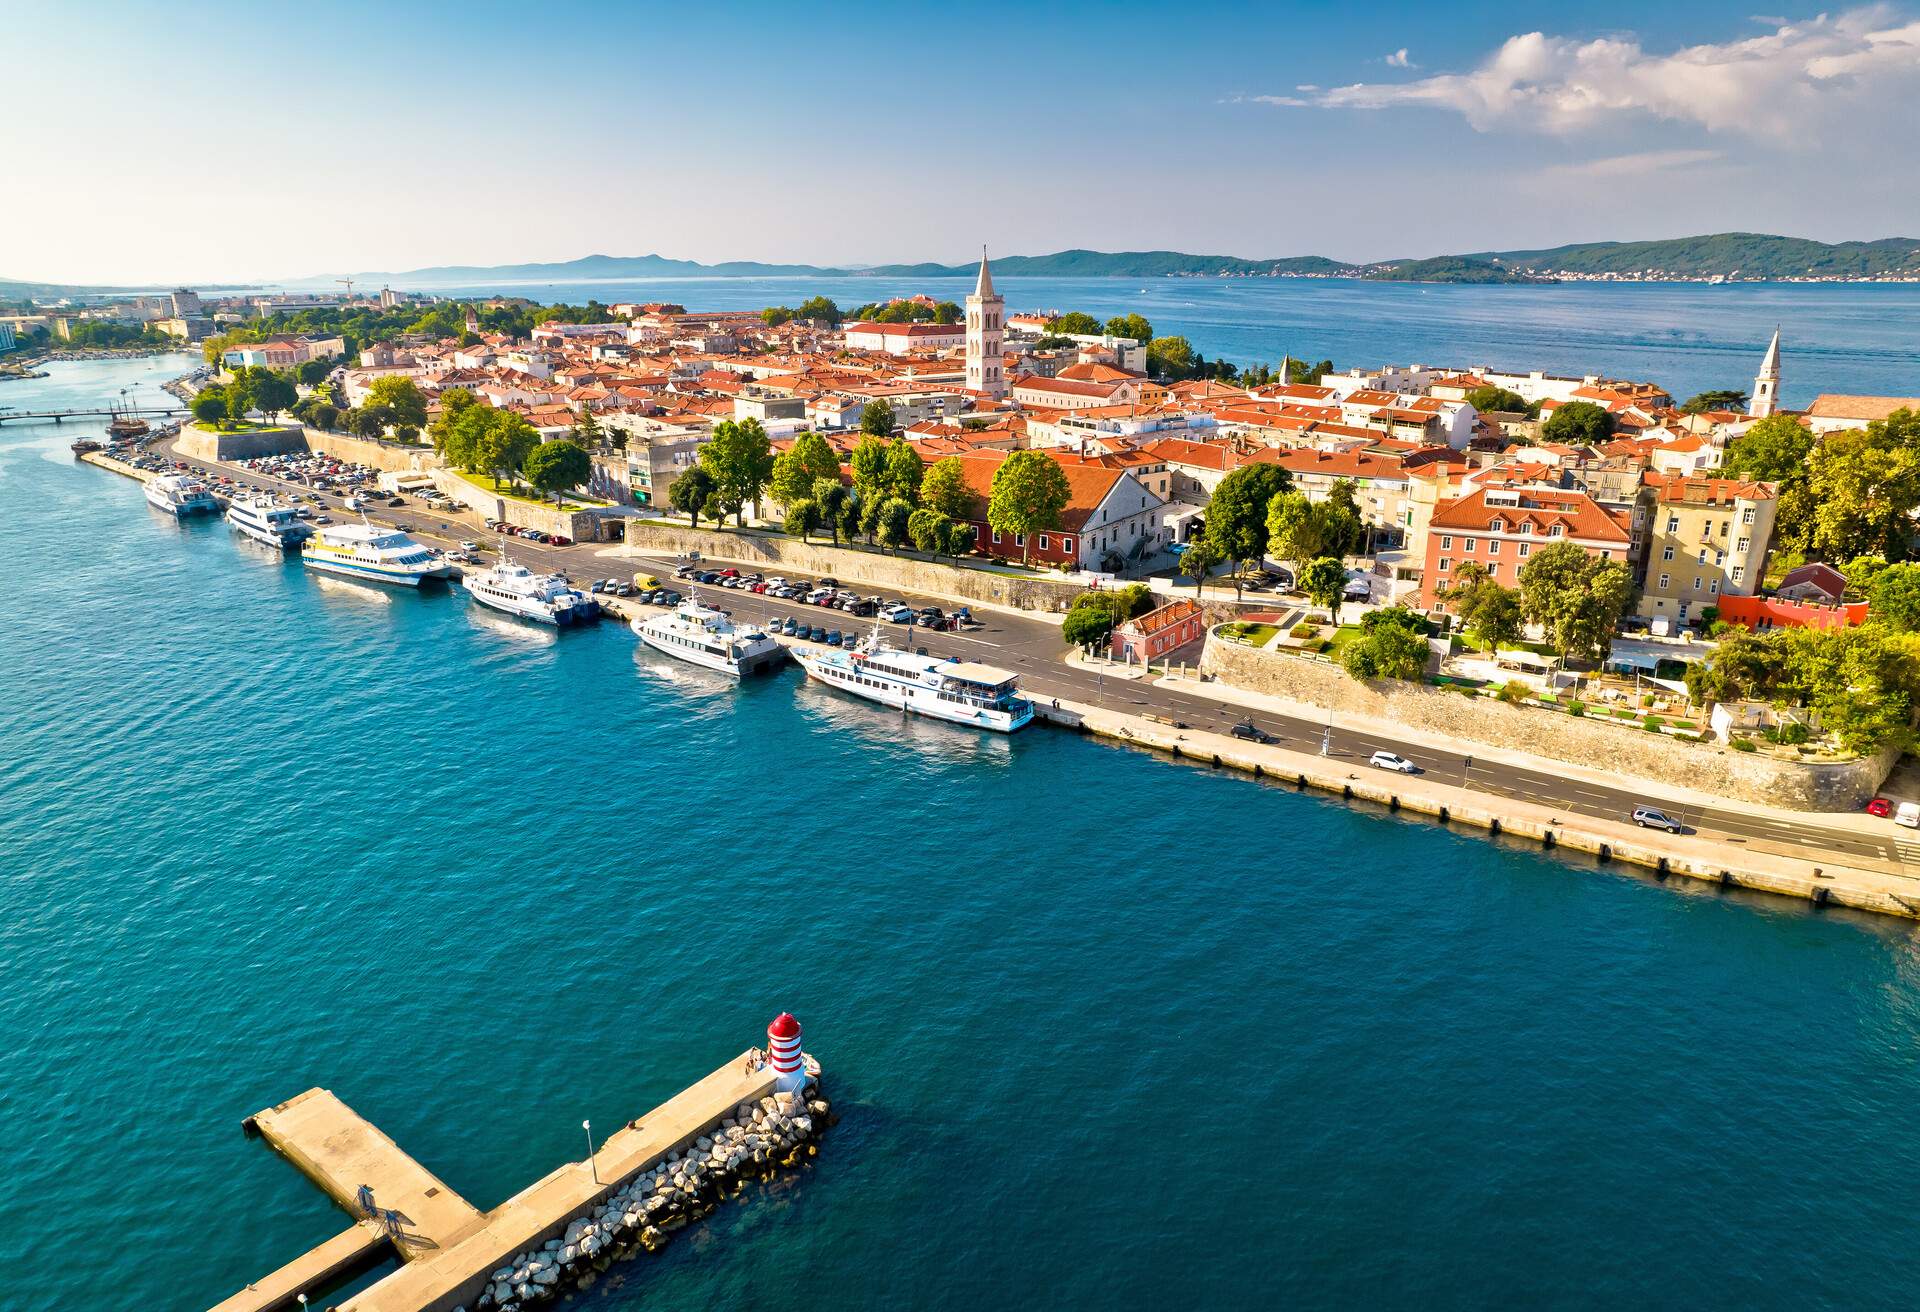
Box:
[717,567,741,578]
[1868,797,1894,817]
[548,535,572,547]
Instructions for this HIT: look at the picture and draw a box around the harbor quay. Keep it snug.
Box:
[80,432,1920,918]
[213,1017,828,1312]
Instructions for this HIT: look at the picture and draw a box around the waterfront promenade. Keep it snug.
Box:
[92,435,1920,912]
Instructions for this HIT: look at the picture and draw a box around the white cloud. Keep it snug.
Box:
[1385,48,1415,68]
[1540,148,1727,179]
[1269,8,1920,139]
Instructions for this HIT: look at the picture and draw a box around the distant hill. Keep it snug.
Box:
[1463,233,1920,279]
[1362,257,1541,285]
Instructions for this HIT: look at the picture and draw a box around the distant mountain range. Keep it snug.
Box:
[8,233,1919,299]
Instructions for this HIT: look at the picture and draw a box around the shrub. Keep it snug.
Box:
[1290,622,1319,639]
[1780,722,1811,746]
[1732,738,1758,752]
[1568,701,1586,717]
[1497,681,1528,704]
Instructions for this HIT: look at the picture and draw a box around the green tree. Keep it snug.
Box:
[445,400,498,472]
[667,466,716,528]
[1724,411,1817,552]
[1540,400,1615,445]
[815,479,852,546]
[364,376,428,430]
[1050,311,1101,336]
[907,507,954,558]
[1442,563,1523,651]
[190,389,228,427]
[1464,385,1530,414]
[1682,388,1749,413]
[859,399,896,437]
[1265,489,1357,568]
[1342,609,1430,681]
[223,372,254,422]
[297,356,334,386]
[1805,412,1920,562]
[1105,313,1153,342]
[1146,335,1197,380]
[920,456,977,521]
[1844,555,1890,598]
[522,438,592,506]
[882,438,924,504]
[1062,602,1118,649]
[571,407,605,449]
[987,450,1072,566]
[931,300,962,324]
[249,372,297,420]
[849,434,889,500]
[1870,563,1920,632]
[1203,463,1291,597]
[1517,541,1635,662]
[770,431,841,507]
[428,388,477,457]
[1181,538,1220,596]
[783,497,821,542]
[477,412,539,486]
[349,407,386,438]
[796,295,841,325]
[877,496,914,552]
[1299,556,1349,622]
[1286,358,1333,385]
[697,417,775,526]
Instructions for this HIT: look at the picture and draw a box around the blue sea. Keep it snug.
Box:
[2,308,1919,1311]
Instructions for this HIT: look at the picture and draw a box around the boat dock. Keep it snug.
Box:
[212,1019,824,1312]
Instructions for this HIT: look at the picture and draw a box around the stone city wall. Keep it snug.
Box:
[432,469,613,541]
[175,422,307,462]
[1199,630,1897,811]
[618,521,1088,614]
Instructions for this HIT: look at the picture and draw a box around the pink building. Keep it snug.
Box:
[1111,598,1205,663]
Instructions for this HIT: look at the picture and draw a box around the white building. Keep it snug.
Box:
[965,248,1006,399]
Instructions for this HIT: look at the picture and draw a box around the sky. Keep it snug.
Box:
[4,0,1919,284]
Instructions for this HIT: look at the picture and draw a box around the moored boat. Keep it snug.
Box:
[144,471,219,517]
[631,597,784,676]
[793,626,1031,732]
[300,521,452,587]
[226,495,313,550]
[464,556,599,626]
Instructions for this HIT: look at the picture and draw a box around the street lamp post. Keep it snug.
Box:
[583,1119,598,1185]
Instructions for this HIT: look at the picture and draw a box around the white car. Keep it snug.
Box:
[1368,751,1418,774]
[1897,801,1920,829]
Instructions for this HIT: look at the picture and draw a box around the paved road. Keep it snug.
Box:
[160,443,1919,876]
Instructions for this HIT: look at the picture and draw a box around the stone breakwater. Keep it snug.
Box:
[472,1083,833,1312]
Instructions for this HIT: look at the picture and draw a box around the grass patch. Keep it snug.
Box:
[1219,622,1279,645]
[1324,624,1365,661]
[456,470,613,511]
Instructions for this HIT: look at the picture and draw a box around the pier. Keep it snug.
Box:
[212,1019,825,1312]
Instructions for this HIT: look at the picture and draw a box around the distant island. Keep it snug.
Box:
[8,232,1919,299]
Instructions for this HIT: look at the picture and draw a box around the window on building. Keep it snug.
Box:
[1666,515,1680,532]
[1518,542,1530,557]
[1732,565,1745,582]
[1439,558,1451,572]
[1709,579,1719,595]
[1490,517,1504,532]
[1662,545,1674,561]
[1742,506,1756,524]
[1693,576,1703,592]
[1737,536,1750,553]
[1697,549,1708,564]
[1038,534,1049,550]
[1486,562,1499,577]
[1487,540,1500,555]
[1549,525,1564,537]
[1440,535,1453,550]
[1463,538,1475,553]
[1659,573,1670,589]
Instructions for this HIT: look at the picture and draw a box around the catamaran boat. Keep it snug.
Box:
[300,521,453,587]
[464,556,599,626]
[630,597,785,676]
[793,626,1032,732]
[144,472,219,517]
[225,495,313,550]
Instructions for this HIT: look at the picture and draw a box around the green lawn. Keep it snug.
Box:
[458,471,612,511]
[1219,622,1279,646]
[1324,624,1365,660]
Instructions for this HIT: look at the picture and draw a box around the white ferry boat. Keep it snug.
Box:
[631,598,785,676]
[794,627,1032,732]
[144,472,219,517]
[226,495,313,550]
[465,557,599,626]
[300,522,453,587]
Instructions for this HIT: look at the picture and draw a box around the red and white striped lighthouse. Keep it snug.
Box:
[767,1013,805,1091]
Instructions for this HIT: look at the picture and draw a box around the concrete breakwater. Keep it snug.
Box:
[1035,697,1920,922]
[471,1086,831,1312]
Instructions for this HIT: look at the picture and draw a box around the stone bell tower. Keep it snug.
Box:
[965,247,1005,399]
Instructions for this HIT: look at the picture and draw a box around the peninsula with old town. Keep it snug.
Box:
[33,251,1920,931]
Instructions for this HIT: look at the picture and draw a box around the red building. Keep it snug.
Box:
[1420,486,1632,612]
[1715,594,1869,631]
[1111,598,1205,663]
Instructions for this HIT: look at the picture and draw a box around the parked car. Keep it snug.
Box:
[1899,802,1920,829]
[675,564,698,578]
[809,626,828,642]
[717,567,740,579]
[1368,751,1418,774]
[549,535,572,547]
[886,604,916,623]
[660,590,682,606]
[1867,797,1893,817]
[781,618,799,635]
[614,583,634,597]
[387,496,405,507]
[1231,720,1276,745]
[826,630,843,646]
[1632,806,1684,833]
[818,577,838,588]
[590,580,606,593]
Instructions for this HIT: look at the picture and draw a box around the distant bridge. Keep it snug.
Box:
[0,405,188,424]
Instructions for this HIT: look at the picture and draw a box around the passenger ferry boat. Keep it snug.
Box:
[226,495,313,550]
[300,521,453,587]
[794,626,1032,732]
[631,597,785,676]
[144,472,220,517]
[465,556,599,626]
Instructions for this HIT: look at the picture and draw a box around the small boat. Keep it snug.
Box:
[70,438,102,456]
[226,495,313,550]
[465,555,599,626]
[301,521,453,587]
[144,472,219,517]
[631,596,784,676]
[793,624,1031,732]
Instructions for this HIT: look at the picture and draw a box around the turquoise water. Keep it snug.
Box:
[427,275,1920,405]
[5,349,1920,1310]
